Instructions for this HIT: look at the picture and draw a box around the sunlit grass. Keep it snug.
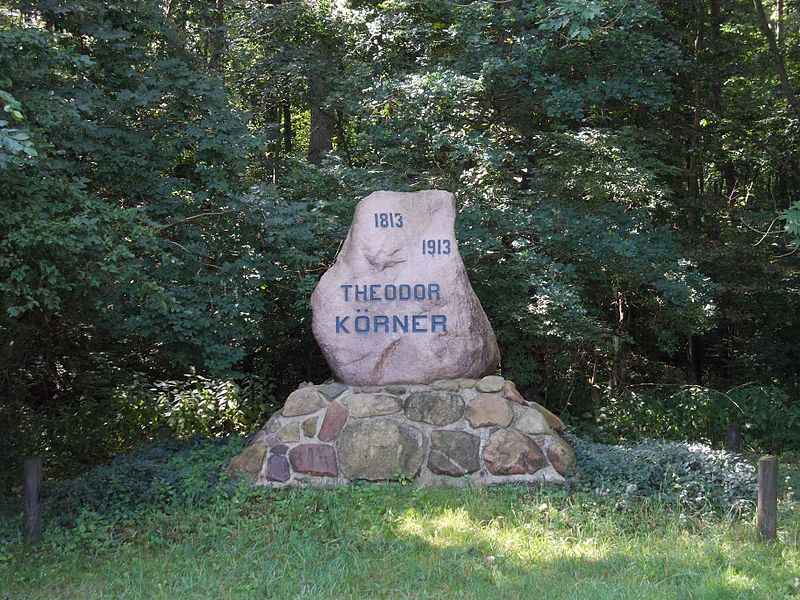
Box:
[1,484,799,599]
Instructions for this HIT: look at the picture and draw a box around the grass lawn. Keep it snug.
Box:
[2,480,799,600]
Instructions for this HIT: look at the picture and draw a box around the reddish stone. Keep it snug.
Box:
[483,429,546,476]
[266,455,290,482]
[271,444,288,456]
[503,380,527,406]
[547,436,576,475]
[289,444,337,477]
[318,402,348,442]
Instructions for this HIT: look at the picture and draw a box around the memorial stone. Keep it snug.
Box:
[228,190,575,490]
[311,190,500,386]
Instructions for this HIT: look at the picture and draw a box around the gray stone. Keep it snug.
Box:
[512,405,551,435]
[404,391,464,426]
[266,455,290,482]
[465,393,513,428]
[311,190,500,385]
[476,375,505,393]
[318,401,348,442]
[432,379,460,391]
[483,430,546,476]
[457,378,477,389]
[428,431,481,476]
[302,416,318,438]
[341,393,401,418]
[318,382,348,400]
[278,421,301,443]
[282,387,327,417]
[264,411,282,434]
[337,418,424,480]
[385,386,407,396]
[547,436,575,475]
[288,444,337,477]
[529,401,565,433]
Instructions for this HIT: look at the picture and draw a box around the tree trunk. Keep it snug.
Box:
[753,0,800,119]
[283,104,292,154]
[308,72,332,165]
[687,0,705,204]
[611,291,629,391]
[207,0,225,72]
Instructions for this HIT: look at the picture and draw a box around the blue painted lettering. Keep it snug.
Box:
[373,315,390,333]
[393,315,409,333]
[354,315,370,333]
[412,315,427,332]
[336,316,350,334]
[340,284,352,301]
[431,314,447,332]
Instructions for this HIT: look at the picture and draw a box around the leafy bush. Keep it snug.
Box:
[584,384,800,453]
[41,436,245,527]
[149,373,277,438]
[568,434,757,515]
[728,385,800,453]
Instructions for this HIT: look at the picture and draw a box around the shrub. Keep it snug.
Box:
[567,434,757,516]
[583,384,800,454]
[149,373,277,438]
[41,436,245,527]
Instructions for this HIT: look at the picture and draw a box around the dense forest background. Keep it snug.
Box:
[2,0,799,484]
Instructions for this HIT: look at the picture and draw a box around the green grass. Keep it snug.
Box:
[2,482,799,600]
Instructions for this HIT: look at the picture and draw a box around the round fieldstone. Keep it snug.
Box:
[266,455,290,482]
[385,386,407,396]
[457,378,477,389]
[337,418,424,481]
[512,405,551,435]
[547,436,575,475]
[288,444,337,477]
[318,402,348,442]
[476,375,505,393]
[278,421,301,443]
[432,379,460,391]
[302,416,318,437]
[483,429,546,475]
[503,380,527,406]
[341,393,401,418]
[529,401,565,433]
[282,388,328,417]
[318,382,348,400]
[271,444,288,456]
[264,411,282,434]
[404,391,464,426]
[465,393,513,428]
[226,444,266,480]
[428,430,481,476]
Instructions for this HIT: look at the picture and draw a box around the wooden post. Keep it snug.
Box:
[757,455,778,541]
[726,423,741,452]
[23,457,42,544]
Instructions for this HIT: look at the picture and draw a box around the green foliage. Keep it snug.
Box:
[40,436,244,528]
[583,384,800,454]
[569,434,757,515]
[150,374,276,438]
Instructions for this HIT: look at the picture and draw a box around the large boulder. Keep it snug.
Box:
[311,190,500,385]
[336,418,424,480]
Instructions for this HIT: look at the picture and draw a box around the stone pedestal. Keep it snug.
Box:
[227,375,574,488]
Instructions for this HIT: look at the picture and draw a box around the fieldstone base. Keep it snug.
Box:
[227,375,574,488]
